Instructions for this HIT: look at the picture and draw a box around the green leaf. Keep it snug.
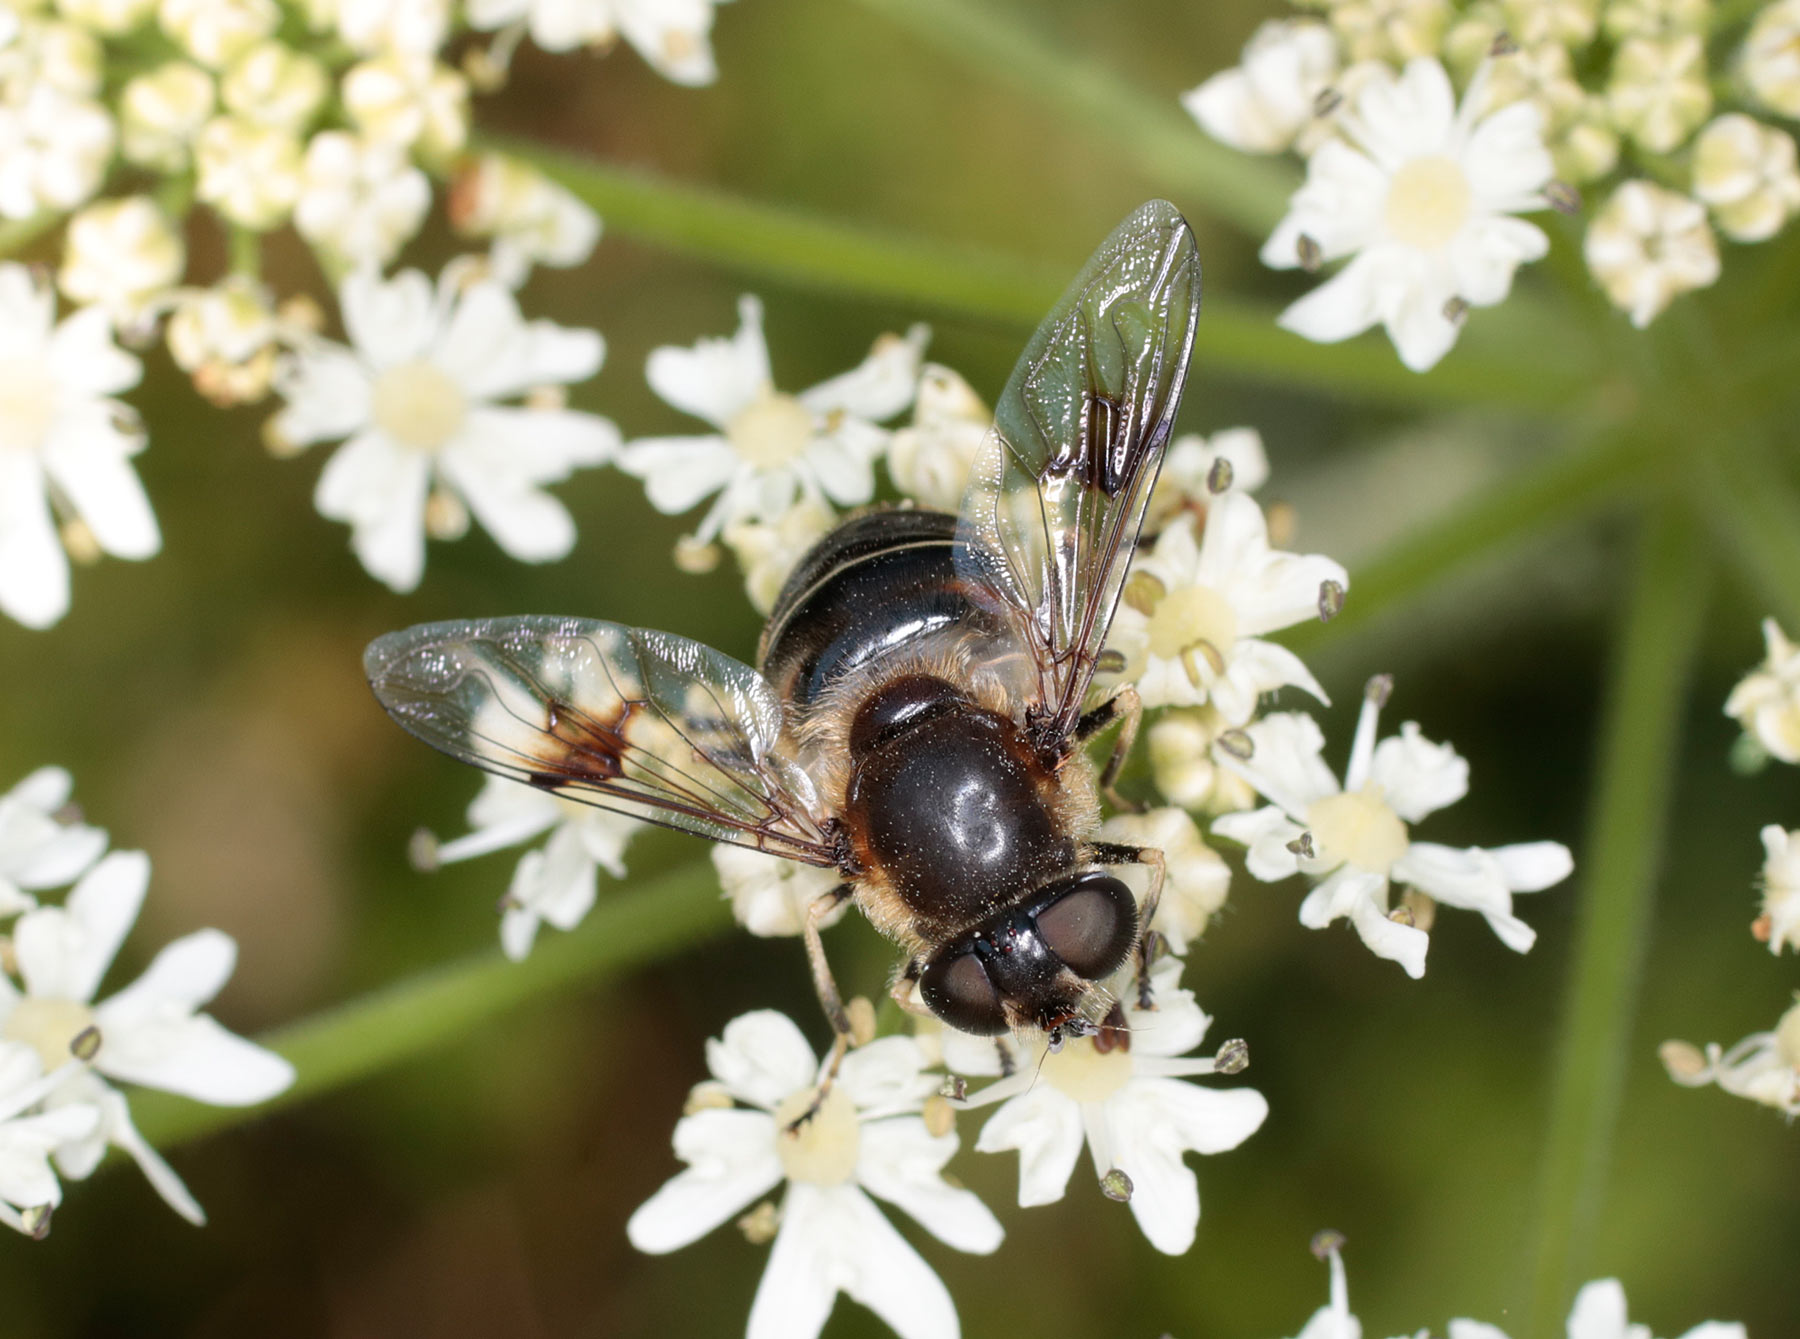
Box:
[132,859,733,1149]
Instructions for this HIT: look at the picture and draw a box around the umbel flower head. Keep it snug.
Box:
[1214,676,1573,977]
[270,261,619,592]
[1260,56,1556,370]
[0,766,107,917]
[628,1010,1001,1339]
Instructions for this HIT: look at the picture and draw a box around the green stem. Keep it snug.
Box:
[1285,428,1647,651]
[483,136,1595,412]
[131,859,732,1149]
[1522,502,1709,1339]
[846,0,1293,238]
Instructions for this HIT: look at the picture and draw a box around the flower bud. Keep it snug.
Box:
[220,40,327,131]
[1692,114,1800,243]
[58,195,184,319]
[120,60,214,171]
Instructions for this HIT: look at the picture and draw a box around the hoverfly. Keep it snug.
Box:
[365,200,1201,1048]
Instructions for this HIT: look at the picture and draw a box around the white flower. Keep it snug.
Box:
[318,0,449,55]
[1608,34,1711,152]
[0,18,103,98]
[0,851,295,1223]
[953,955,1265,1256]
[119,60,214,171]
[1289,1237,1360,1339]
[466,0,735,85]
[884,363,989,512]
[628,1011,1002,1339]
[1262,57,1554,372]
[194,114,303,228]
[158,0,278,68]
[219,40,328,132]
[1144,425,1270,534]
[0,1042,98,1236]
[1099,808,1230,954]
[293,131,432,268]
[1756,824,1800,953]
[448,153,601,288]
[1328,0,1451,63]
[1745,0,1800,120]
[1102,499,1344,723]
[1148,705,1260,816]
[1213,685,1573,977]
[620,296,928,545]
[1182,19,1340,155]
[1502,0,1601,46]
[0,767,107,917]
[1692,113,1800,243]
[721,495,838,614]
[165,274,282,407]
[1724,617,1800,763]
[429,774,638,960]
[57,196,185,327]
[1563,1278,1746,1339]
[1583,180,1719,327]
[0,81,113,220]
[341,52,468,159]
[0,264,157,630]
[711,844,848,939]
[271,263,618,592]
[57,0,158,34]
[1603,0,1711,39]
[1663,1000,1800,1117]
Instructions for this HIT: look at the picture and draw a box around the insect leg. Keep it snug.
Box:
[803,883,856,1041]
[1085,839,1166,1008]
[888,959,935,1019]
[1075,685,1143,811]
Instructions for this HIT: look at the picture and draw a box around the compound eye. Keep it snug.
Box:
[1034,874,1136,981]
[920,950,1007,1036]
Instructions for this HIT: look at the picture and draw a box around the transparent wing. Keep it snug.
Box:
[955,199,1201,748]
[365,616,838,866]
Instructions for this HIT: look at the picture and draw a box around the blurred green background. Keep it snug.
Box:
[2,0,1797,1335]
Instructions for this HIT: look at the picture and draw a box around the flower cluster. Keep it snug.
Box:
[1286,1235,1745,1339]
[1663,616,1800,1114]
[0,0,736,626]
[0,767,292,1235]
[1186,3,1800,366]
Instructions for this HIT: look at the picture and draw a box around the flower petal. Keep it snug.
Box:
[646,295,770,429]
[798,324,928,421]
[340,267,438,368]
[856,1117,1002,1253]
[618,435,741,515]
[974,1083,1083,1207]
[41,410,160,560]
[1105,1076,1268,1254]
[271,343,374,448]
[15,851,147,1002]
[1368,722,1468,821]
[0,451,68,629]
[706,1010,819,1111]
[625,1107,782,1253]
[96,1012,294,1105]
[313,430,430,592]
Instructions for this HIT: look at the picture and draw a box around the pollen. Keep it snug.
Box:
[1385,155,1473,250]
[1306,786,1410,875]
[727,389,814,468]
[3,996,99,1072]
[773,1084,862,1186]
[1042,1034,1133,1104]
[1145,584,1239,668]
[372,359,467,451]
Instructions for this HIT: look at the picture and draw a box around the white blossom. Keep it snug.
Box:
[448,152,601,287]
[1608,34,1711,152]
[628,1011,1002,1339]
[884,363,988,512]
[0,851,294,1223]
[57,0,158,34]
[0,263,158,630]
[951,955,1266,1256]
[428,774,638,960]
[1144,425,1270,534]
[721,494,838,615]
[1583,179,1719,327]
[711,844,848,939]
[0,64,114,220]
[0,18,103,97]
[1662,1000,1800,1118]
[165,274,283,407]
[218,40,328,131]
[318,0,450,56]
[0,767,107,918]
[119,60,214,171]
[1744,0,1800,120]
[466,0,736,85]
[1098,808,1230,954]
[1288,1238,1360,1339]
[158,0,278,68]
[1328,0,1451,63]
[341,52,468,159]
[194,114,303,228]
[1692,113,1800,243]
[1213,684,1573,977]
[272,263,618,592]
[620,296,927,546]
[1724,617,1800,763]
[57,196,185,327]
[1148,705,1261,817]
[1563,1279,1745,1339]
[0,1043,98,1236]
[1502,0,1602,46]
[1182,19,1340,155]
[1262,57,1554,372]
[1101,498,1344,723]
[293,130,432,268]
[1756,824,1800,953]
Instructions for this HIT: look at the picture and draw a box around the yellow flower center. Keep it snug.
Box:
[1042,1036,1133,1104]
[0,357,57,453]
[371,359,467,451]
[727,389,814,469]
[1306,786,1410,875]
[1385,155,1473,250]
[1145,584,1239,685]
[772,1084,861,1186]
[3,996,97,1073]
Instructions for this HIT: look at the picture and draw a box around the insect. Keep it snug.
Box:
[364,200,1201,1049]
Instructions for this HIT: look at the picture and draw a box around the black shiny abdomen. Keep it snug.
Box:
[844,704,1070,938]
[758,509,1003,709]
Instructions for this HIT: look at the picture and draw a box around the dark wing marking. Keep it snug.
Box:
[365,616,838,866]
[955,200,1201,752]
